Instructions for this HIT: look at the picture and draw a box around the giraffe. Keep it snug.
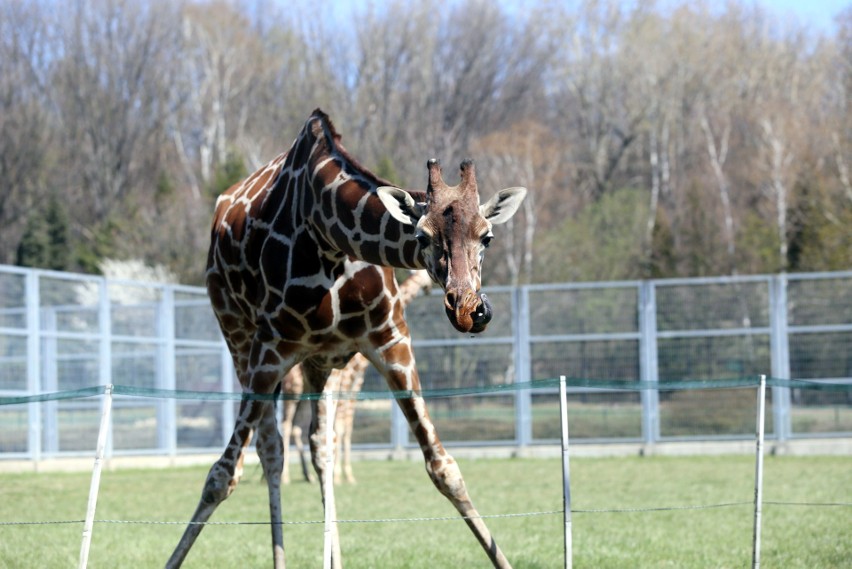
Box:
[281,270,432,485]
[166,109,526,569]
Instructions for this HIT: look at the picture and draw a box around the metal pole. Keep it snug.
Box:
[322,388,337,569]
[752,374,767,569]
[639,281,659,446]
[25,270,42,462]
[769,275,791,441]
[559,375,572,569]
[79,384,113,569]
[514,286,532,447]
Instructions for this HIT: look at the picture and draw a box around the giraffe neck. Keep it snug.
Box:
[303,112,425,270]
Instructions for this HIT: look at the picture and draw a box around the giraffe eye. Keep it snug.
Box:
[481,235,493,249]
[416,232,431,248]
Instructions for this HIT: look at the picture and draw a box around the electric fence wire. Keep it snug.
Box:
[2,500,849,527]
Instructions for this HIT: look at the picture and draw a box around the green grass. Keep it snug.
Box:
[0,455,849,568]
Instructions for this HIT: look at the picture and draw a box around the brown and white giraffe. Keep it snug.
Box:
[166,109,526,569]
[281,270,432,485]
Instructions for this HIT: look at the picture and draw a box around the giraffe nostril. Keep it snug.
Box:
[470,293,493,332]
[444,291,457,311]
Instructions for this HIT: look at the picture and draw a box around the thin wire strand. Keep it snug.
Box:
[12,499,851,527]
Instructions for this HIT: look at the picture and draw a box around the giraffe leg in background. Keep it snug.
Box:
[291,412,314,483]
[331,366,352,485]
[333,396,353,484]
[281,401,314,484]
[280,396,298,485]
[340,359,366,484]
[281,366,314,484]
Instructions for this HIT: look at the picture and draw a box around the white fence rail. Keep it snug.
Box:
[1,265,850,459]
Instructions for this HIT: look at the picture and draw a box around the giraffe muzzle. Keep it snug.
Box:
[444,290,493,334]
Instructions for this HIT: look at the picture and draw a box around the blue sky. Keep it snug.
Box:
[738,0,848,32]
[330,1,849,35]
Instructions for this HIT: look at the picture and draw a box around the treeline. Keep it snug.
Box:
[2,0,850,285]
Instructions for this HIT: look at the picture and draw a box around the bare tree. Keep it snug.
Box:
[51,0,182,222]
[345,0,553,185]
[550,0,651,202]
[2,0,850,281]
[0,2,53,264]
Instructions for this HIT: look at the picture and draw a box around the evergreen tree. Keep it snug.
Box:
[208,151,248,200]
[16,195,70,271]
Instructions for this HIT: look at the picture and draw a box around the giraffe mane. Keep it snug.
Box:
[310,108,425,202]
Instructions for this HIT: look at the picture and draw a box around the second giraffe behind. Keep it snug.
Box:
[280,269,432,485]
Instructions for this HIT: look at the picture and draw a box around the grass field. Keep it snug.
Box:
[0,455,849,568]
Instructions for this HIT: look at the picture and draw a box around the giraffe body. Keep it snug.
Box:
[167,110,525,568]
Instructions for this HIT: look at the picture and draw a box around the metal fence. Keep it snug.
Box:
[1,265,850,460]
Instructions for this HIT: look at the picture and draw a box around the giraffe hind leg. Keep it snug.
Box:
[168,339,290,569]
[166,397,260,568]
[256,391,286,567]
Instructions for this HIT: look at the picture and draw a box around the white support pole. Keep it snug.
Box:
[559,375,573,569]
[79,384,113,569]
[322,389,338,569]
[752,374,767,569]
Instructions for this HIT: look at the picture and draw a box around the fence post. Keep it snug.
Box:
[769,274,791,440]
[322,388,338,569]
[25,270,42,462]
[97,277,112,457]
[390,403,408,453]
[559,375,572,569]
[42,307,58,454]
[158,286,177,455]
[79,384,113,569]
[220,345,235,446]
[514,286,532,448]
[752,374,767,569]
[639,281,659,446]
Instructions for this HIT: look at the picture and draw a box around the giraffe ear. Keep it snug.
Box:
[480,187,527,225]
[376,186,425,226]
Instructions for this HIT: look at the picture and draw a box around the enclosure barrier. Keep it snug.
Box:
[0,376,849,568]
[2,265,851,461]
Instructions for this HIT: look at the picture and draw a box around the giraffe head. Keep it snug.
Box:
[377,159,526,334]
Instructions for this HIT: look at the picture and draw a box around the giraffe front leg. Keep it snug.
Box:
[398,395,512,569]
[370,343,511,569]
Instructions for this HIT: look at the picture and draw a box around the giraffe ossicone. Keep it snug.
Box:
[166,109,526,569]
